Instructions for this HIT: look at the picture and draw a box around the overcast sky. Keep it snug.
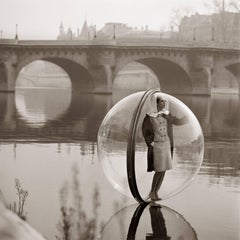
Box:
[1,0,211,40]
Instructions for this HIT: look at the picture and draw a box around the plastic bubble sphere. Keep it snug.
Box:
[97,89,204,202]
[99,203,198,240]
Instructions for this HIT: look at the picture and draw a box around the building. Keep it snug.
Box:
[57,20,96,40]
[57,21,175,40]
[179,11,240,43]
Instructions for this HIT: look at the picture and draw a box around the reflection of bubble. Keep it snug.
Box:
[97,89,204,201]
[15,89,71,128]
[99,203,198,240]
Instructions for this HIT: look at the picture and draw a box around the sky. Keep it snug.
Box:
[0,0,213,40]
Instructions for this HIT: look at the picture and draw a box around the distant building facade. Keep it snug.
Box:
[179,11,240,43]
[57,11,239,43]
[57,20,96,40]
[98,22,177,39]
[57,21,174,40]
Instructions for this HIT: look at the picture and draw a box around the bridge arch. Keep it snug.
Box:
[226,63,240,80]
[0,63,7,90]
[17,56,94,92]
[212,60,240,94]
[43,58,93,92]
[114,57,192,94]
[226,62,240,94]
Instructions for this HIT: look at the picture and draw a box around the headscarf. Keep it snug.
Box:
[147,93,169,118]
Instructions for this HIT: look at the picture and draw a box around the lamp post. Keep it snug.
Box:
[211,27,215,41]
[113,24,116,39]
[94,25,97,39]
[15,24,18,40]
[193,27,196,41]
[160,33,163,40]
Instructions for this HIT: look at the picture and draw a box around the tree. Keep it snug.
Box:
[204,0,239,42]
[170,6,193,30]
[204,0,240,13]
[229,0,240,12]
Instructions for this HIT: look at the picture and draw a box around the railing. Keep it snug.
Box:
[0,38,19,44]
[0,37,239,49]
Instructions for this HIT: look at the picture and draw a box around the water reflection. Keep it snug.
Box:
[15,88,72,128]
[203,94,240,189]
[0,89,111,142]
[210,94,240,137]
[56,163,102,240]
[0,89,239,189]
[173,94,240,189]
[99,203,198,240]
[0,89,239,144]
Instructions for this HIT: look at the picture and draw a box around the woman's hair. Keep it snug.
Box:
[156,96,167,104]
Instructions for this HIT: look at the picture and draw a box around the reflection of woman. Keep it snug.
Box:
[146,204,171,240]
[142,96,188,201]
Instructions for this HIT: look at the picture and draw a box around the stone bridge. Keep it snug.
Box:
[0,39,239,95]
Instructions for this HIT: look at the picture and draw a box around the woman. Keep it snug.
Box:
[142,95,187,201]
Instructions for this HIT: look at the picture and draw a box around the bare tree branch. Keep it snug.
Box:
[204,0,240,13]
[170,6,193,28]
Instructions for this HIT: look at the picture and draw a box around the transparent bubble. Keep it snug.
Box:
[97,89,204,201]
[98,203,198,240]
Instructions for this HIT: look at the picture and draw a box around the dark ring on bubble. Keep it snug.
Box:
[127,88,160,204]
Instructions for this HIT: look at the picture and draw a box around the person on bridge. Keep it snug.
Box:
[142,94,188,201]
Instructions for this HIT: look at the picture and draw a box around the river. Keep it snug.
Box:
[0,86,239,240]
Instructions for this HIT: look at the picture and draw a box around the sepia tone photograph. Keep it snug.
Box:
[0,0,239,239]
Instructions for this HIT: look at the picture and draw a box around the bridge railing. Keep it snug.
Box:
[115,37,240,49]
[0,37,239,49]
[0,38,19,45]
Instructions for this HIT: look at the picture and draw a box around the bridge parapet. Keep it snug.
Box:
[0,39,18,45]
[0,36,239,48]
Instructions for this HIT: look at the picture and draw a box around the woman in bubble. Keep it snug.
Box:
[142,95,188,201]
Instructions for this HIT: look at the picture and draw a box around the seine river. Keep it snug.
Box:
[0,86,239,240]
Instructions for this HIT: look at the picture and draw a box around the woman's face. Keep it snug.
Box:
[157,98,167,111]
